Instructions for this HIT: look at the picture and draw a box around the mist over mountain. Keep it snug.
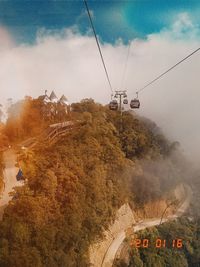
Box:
[0,11,200,163]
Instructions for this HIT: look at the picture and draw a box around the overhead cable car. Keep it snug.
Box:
[109,100,118,110]
[130,98,140,109]
[123,98,128,105]
[130,92,140,109]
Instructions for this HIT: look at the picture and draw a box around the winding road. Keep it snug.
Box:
[102,184,192,267]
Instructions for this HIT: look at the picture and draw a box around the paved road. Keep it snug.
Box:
[0,149,23,218]
[102,184,192,267]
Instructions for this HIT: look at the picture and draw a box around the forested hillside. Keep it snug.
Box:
[0,122,6,192]
[4,96,69,142]
[0,153,4,193]
[0,98,188,266]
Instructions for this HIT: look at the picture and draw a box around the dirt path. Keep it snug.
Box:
[0,149,23,219]
[102,184,192,267]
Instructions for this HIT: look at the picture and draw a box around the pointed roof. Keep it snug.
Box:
[59,94,68,105]
[60,94,68,102]
[38,94,50,103]
[49,91,58,103]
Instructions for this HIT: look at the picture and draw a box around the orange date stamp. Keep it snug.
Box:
[130,238,183,248]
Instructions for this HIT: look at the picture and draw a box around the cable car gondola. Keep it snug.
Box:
[130,98,140,109]
[123,99,128,105]
[109,100,118,110]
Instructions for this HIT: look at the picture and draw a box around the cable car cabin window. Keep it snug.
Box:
[109,100,118,110]
[130,99,140,109]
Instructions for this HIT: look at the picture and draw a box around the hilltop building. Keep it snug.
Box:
[49,90,58,103]
[38,90,49,104]
[38,91,69,105]
[59,94,69,106]
[38,90,70,121]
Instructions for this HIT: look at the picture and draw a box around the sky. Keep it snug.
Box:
[0,0,200,162]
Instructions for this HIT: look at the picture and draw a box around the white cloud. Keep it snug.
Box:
[0,12,200,162]
[0,27,14,52]
[161,12,200,40]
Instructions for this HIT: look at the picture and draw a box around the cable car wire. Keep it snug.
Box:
[136,46,200,94]
[120,41,131,89]
[83,0,113,93]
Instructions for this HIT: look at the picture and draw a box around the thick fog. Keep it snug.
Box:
[0,12,200,163]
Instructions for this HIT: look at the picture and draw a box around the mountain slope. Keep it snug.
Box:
[0,98,188,267]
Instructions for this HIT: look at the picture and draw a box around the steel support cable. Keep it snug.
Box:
[136,47,200,95]
[83,0,113,93]
[120,41,131,89]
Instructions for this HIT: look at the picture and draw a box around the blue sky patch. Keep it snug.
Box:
[0,1,200,44]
